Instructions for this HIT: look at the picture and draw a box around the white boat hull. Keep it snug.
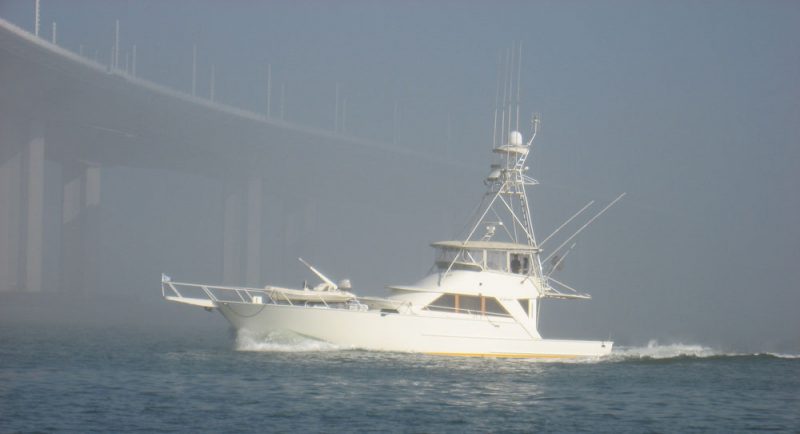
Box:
[216,302,612,358]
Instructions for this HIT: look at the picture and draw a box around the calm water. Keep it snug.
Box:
[1,323,798,433]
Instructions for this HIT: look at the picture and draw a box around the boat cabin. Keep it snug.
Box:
[431,240,540,275]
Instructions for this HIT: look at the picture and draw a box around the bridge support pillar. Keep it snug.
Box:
[83,166,101,295]
[222,174,263,287]
[60,161,101,295]
[0,119,64,293]
[0,121,24,292]
[24,121,45,292]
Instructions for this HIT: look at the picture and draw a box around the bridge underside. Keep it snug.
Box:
[0,19,471,296]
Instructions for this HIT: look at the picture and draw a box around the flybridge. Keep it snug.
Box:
[435,112,624,301]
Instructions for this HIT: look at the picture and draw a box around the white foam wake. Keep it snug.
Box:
[607,340,721,360]
[599,340,799,362]
[235,329,340,352]
[764,352,800,359]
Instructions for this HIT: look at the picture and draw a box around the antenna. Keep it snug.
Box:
[500,47,510,144]
[34,0,40,37]
[527,113,541,147]
[334,82,340,131]
[209,64,216,102]
[342,97,347,133]
[280,83,286,120]
[267,64,272,118]
[191,44,197,96]
[506,43,514,139]
[516,41,522,132]
[393,101,399,144]
[114,20,119,69]
[492,50,502,147]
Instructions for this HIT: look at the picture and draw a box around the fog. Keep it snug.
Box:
[0,1,798,352]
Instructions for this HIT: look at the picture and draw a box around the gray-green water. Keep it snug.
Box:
[1,323,798,433]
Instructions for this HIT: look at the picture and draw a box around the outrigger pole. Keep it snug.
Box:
[543,193,627,264]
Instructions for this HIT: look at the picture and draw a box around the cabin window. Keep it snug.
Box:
[518,299,530,315]
[509,253,530,275]
[426,294,509,316]
[486,251,507,271]
[426,294,480,313]
[460,295,481,313]
[436,248,485,269]
[427,294,456,312]
[437,249,458,267]
[463,250,484,267]
[484,297,509,315]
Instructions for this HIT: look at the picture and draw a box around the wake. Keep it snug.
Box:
[597,340,798,363]
[235,329,340,352]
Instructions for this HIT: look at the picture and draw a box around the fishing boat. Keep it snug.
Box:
[163,109,621,358]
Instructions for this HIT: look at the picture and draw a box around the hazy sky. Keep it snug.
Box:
[1,1,798,351]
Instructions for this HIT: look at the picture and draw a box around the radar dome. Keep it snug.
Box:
[509,131,523,146]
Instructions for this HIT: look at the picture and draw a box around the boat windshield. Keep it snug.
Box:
[435,247,534,275]
[435,247,484,269]
[509,253,531,274]
[486,251,507,272]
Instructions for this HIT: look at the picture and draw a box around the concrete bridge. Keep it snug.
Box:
[0,16,473,296]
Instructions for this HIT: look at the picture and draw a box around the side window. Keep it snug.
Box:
[427,294,456,312]
[460,295,481,313]
[427,294,510,316]
[426,294,480,314]
[518,299,530,315]
[484,297,509,315]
